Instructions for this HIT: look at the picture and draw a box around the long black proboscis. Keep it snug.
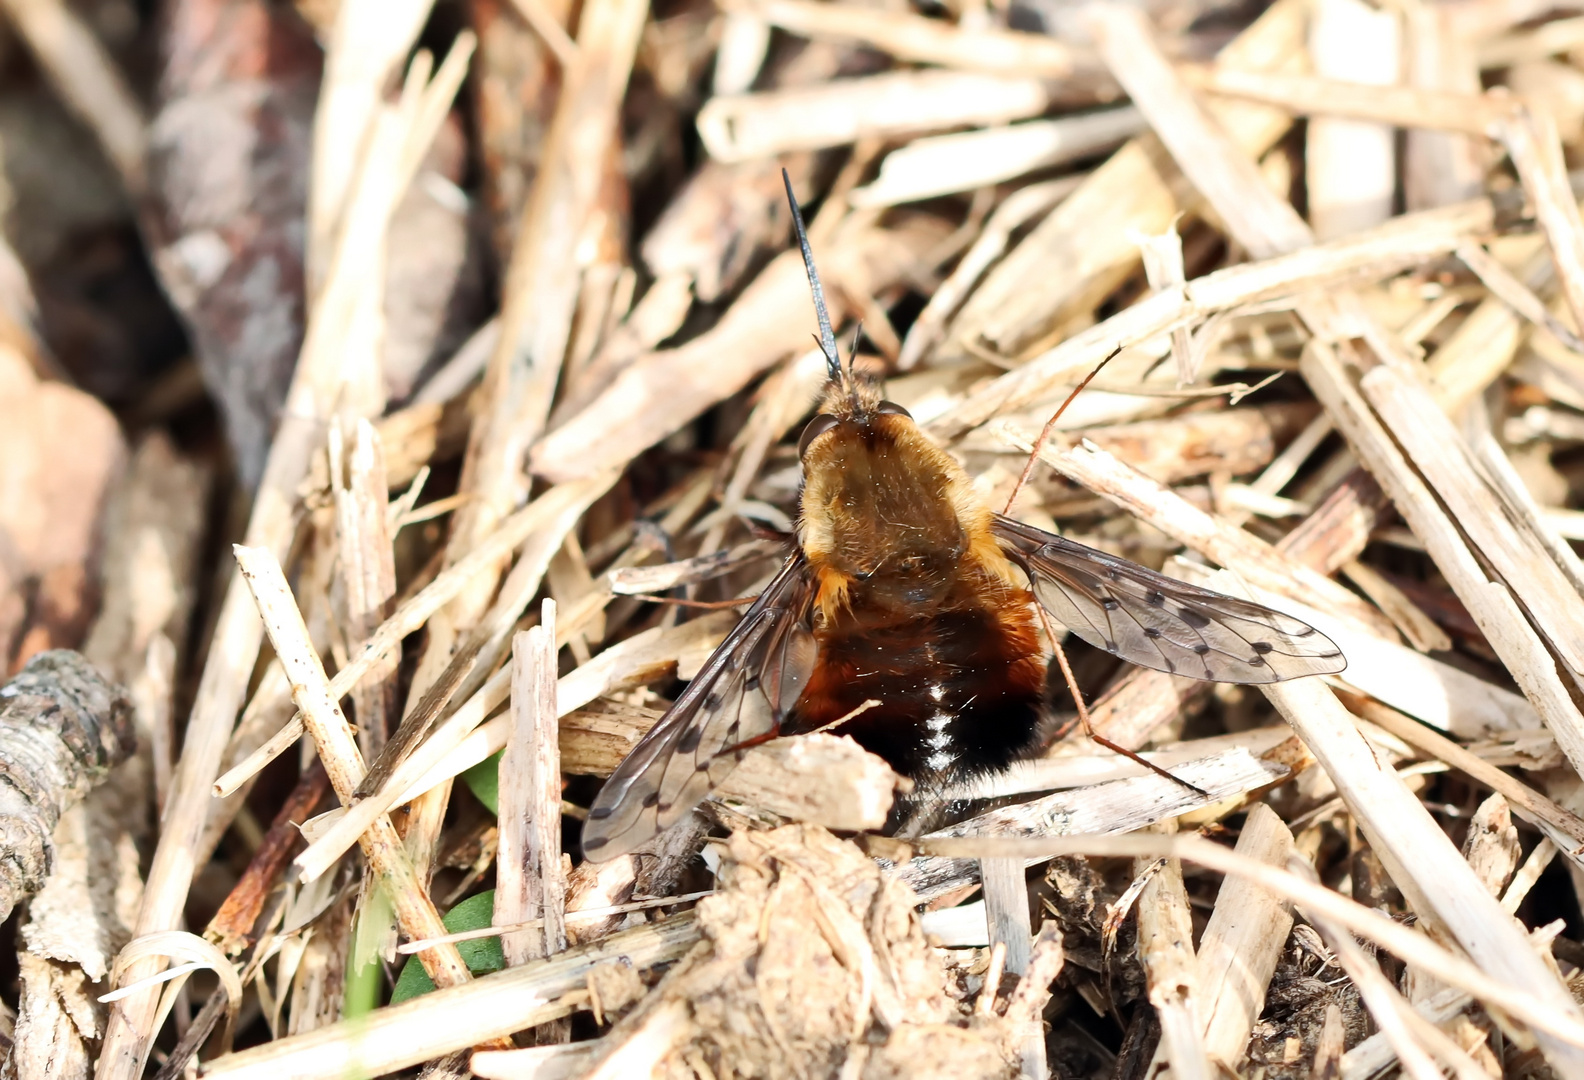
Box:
[782,167,841,383]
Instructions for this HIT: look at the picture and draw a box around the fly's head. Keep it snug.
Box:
[778,166,985,618]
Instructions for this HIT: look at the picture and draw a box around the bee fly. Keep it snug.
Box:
[581,172,1347,860]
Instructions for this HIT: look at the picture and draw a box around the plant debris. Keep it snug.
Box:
[12,0,1584,1077]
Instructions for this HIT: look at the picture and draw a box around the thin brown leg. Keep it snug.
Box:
[719,699,882,758]
[636,594,759,610]
[1036,605,1210,798]
[1003,345,1122,515]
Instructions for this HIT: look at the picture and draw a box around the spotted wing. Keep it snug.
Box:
[581,553,818,861]
[993,514,1346,683]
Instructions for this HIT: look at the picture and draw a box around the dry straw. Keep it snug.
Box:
[17,0,1584,1075]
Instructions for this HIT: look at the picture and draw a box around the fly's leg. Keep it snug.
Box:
[1033,604,1211,799]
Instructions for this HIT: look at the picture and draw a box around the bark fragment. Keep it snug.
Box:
[0,650,133,925]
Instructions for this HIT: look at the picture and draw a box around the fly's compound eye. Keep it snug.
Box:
[798,413,840,458]
[875,400,912,419]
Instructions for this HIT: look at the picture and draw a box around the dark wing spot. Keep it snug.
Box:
[1296,627,1316,637]
[642,792,660,808]
[1107,569,1122,582]
[1102,598,1120,611]
[1179,608,1211,628]
[1144,628,1162,639]
[588,806,612,820]
[696,761,711,772]
[678,728,701,753]
[1147,591,1165,606]
[1252,641,1273,654]
[585,837,608,850]
[1248,655,1267,667]
[744,674,760,691]
[658,802,672,813]
[703,692,722,710]
[1193,644,1210,655]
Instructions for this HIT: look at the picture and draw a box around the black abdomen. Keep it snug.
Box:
[791,603,1046,785]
